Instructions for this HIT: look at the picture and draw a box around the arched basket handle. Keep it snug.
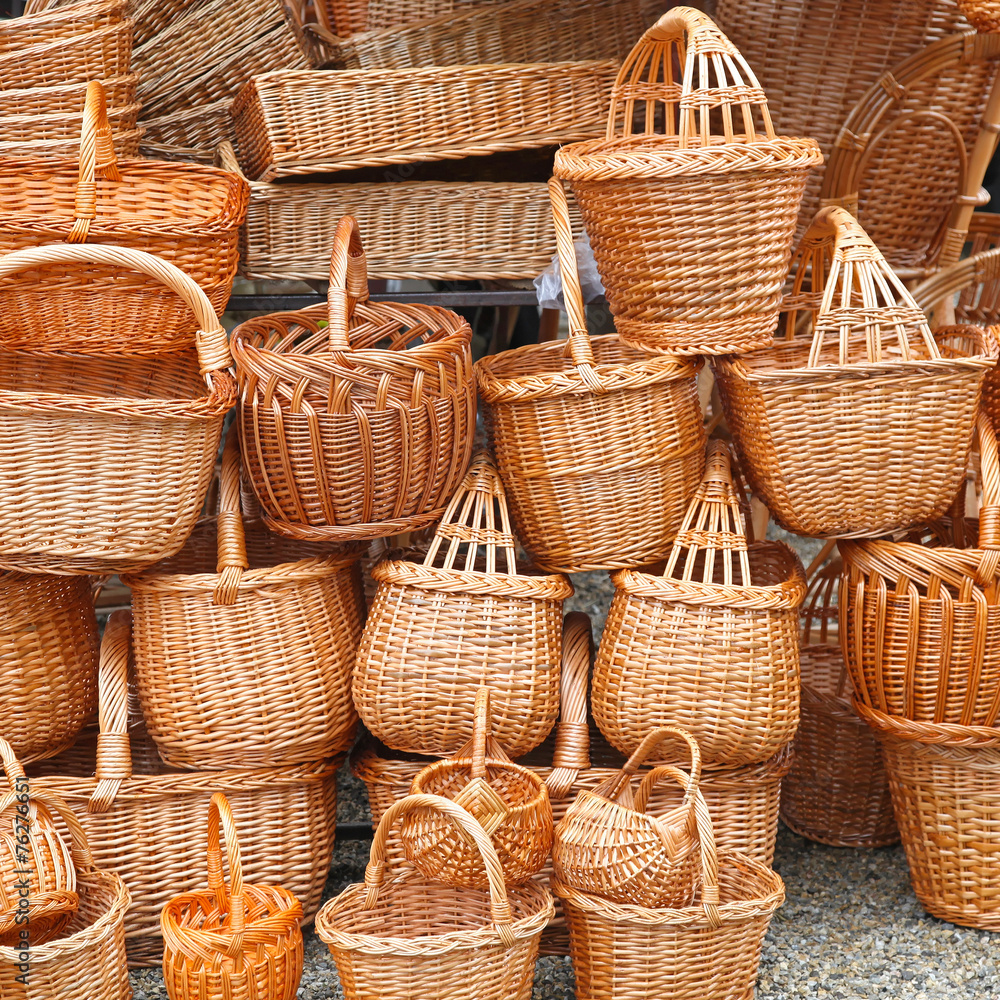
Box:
[327,215,369,352]
[69,80,121,243]
[212,423,250,606]
[547,612,593,800]
[205,792,247,935]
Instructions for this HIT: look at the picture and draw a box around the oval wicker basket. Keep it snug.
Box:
[124,425,365,770]
[233,214,476,542]
[715,205,997,539]
[475,178,705,574]
[354,453,571,758]
[552,5,822,356]
[593,440,805,766]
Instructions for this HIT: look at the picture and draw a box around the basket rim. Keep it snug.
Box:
[410,755,550,810]
[161,882,303,938]
[371,557,573,601]
[853,700,1000,747]
[0,17,133,63]
[0,71,138,100]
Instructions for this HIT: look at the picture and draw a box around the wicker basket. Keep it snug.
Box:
[123,427,365,770]
[958,0,1000,31]
[28,612,339,967]
[233,215,475,542]
[779,558,898,848]
[593,440,805,766]
[0,108,142,160]
[0,73,137,116]
[161,793,304,1000]
[0,244,236,576]
[553,727,703,909]
[231,60,616,180]
[402,688,553,890]
[0,0,127,50]
[354,454,571,758]
[552,6,822,356]
[715,206,996,540]
[139,99,235,166]
[475,178,705,574]
[0,573,98,762]
[316,793,553,1000]
[365,0,504,30]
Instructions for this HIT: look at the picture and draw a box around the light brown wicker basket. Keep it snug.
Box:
[593,440,805,766]
[715,206,996,540]
[958,0,1000,31]
[365,0,503,30]
[552,5,822,356]
[140,99,235,166]
[123,427,365,770]
[28,612,339,967]
[475,178,705,574]
[354,454,571,759]
[316,793,553,1000]
[232,215,475,542]
[0,73,136,116]
[231,60,617,181]
[0,0,126,50]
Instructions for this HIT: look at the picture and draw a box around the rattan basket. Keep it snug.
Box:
[354,454,571,758]
[316,793,553,1000]
[958,0,1000,31]
[0,0,126,49]
[0,244,235,576]
[0,101,141,159]
[233,215,475,542]
[715,206,996,539]
[552,6,822,356]
[231,60,616,180]
[29,612,339,967]
[593,440,805,766]
[140,99,235,166]
[365,0,503,30]
[0,73,136,116]
[475,178,705,574]
[779,557,898,848]
[123,427,365,770]
[161,793,304,1000]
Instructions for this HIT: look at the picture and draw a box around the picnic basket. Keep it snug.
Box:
[552,727,703,909]
[123,426,365,770]
[402,688,553,890]
[0,573,98,762]
[161,793,303,1000]
[0,244,236,576]
[28,612,339,967]
[475,178,705,574]
[839,413,1000,726]
[233,215,475,542]
[315,793,553,1000]
[715,206,996,539]
[354,454,571,758]
[593,440,805,766]
[779,557,898,848]
[552,5,822,356]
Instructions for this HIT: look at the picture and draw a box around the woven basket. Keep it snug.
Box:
[365,0,503,30]
[0,0,127,50]
[231,60,616,181]
[354,454,571,758]
[0,108,142,160]
[0,573,98,763]
[123,427,365,771]
[958,0,1000,30]
[553,727,703,909]
[552,6,822,356]
[233,215,475,542]
[0,73,137,116]
[140,99,235,166]
[593,440,805,766]
[402,688,553,890]
[715,206,996,539]
[0,244,235,576]
[161,793,304,1000]
[475,178,705,574]
[0,83,248,354]
[28,612,339,967]
[316,793,553,1000]
[779,558,898,848]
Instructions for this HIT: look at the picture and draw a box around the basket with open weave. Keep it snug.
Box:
[593,440,805,766]
[233,214,475,542]
[715,205,997,539]
[475,178,705,574]
[958,0,1000,31]
[552,5,822,356]
[354,453,571,758]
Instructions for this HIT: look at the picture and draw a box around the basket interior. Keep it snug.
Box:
[483,331,653,380]
[414,760,543,808]
[800,644,851,702]
[164,885,296,935]
[643,542,799,591]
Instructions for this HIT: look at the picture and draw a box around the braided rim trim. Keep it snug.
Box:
[262,508,444,542]
[371,559,573,601]
[853,700,1000,748]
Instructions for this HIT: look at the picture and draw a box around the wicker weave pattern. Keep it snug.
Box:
[139,99,235,165]
[0,73,136,116]
[365,0,504,30]
[958,0,1000,30]
[0,0,126,52]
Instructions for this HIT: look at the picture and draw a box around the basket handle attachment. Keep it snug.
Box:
[204,792,250,956]
[607,6,775,146]
[68,80,121,244]
[364,793,517,947]
[212,422,250,606]
[0,243,232,382]
[547,612,593,799]
[327,215,369,353]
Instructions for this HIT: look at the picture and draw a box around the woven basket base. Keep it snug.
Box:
[617,314,776,357]
[779,813,900,850]
[262,507,445,542]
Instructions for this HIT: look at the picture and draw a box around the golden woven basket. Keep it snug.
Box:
[354,454,571,758]
[715,206,996,539]
[958,0,1000,31]
[0,73,136,116]
[365,0,500,30]
[475,178,705,574]
[552,5,822,356]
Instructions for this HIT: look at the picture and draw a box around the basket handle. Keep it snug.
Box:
[364,793,517,947]
[0,735,28,790]
[620,727,702,789]
[633,762,700,817]
[68,80,122,244]
[212,422,250,606]
[547,612,593,799]
[978,412,1000,551]
[0,783,96,875]
[88,610,134,815]
[0,244,232,381]
[327,215,369,353]
[204,792,248,942]
[470,687,495,779]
